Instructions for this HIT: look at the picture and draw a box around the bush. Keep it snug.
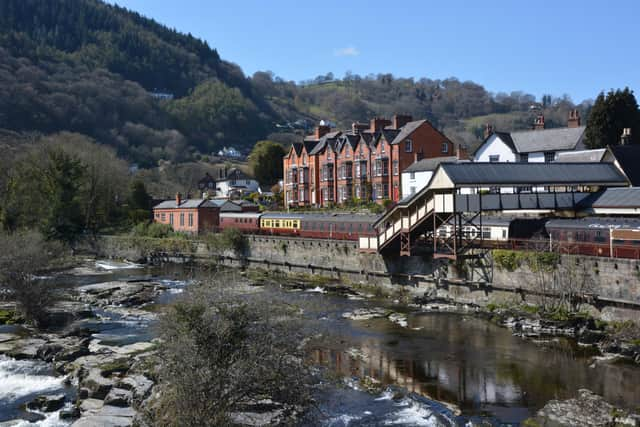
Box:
[151,281,310,426]
[131,221,174,238]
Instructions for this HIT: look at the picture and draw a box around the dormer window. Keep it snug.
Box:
[405,139,413,153]
[381,142,385,153]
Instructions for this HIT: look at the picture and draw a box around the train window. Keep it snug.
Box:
[502,229,507,239]
[320,223,324,231]
[349,224,353,233]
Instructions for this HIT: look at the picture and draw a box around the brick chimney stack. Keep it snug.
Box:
[533,115,545,130]
[483,124,494,139]
[351,122,369,134]
[392,114,413,129]
[175,192,182,206]
[567,109,581,128]
[456,144,468,160]
[621,128,632,145]
[314,125,331,139]
[370,117,391,133]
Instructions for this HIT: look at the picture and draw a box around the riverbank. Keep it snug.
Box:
[2,259,640,426]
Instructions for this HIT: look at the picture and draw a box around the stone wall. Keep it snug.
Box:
[96,235,640,321]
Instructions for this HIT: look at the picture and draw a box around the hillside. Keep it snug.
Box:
[0,0,590,168]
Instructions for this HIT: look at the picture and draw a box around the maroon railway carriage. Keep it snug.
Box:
[545,217,640,259]
[219,212,262,232]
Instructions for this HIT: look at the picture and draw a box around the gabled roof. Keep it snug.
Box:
[389,119,426,145]
[403,156,459,173]
[610,144,640,186]
[154,199,219,209]
[439,162,628,186]
[510,126,585,153]
[309,132,341,155]
[472,131,514,156]
[556,148,608,163]
[288,142,303,157]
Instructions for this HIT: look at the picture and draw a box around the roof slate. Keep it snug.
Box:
[585,187,640,208]
[154,199,218,209]
[389,120,425,145]
[509,126,585,153]
[440,162,628,186]
[403,156,459,173]
[546,216,640,230]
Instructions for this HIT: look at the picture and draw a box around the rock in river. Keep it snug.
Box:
[26,393,66,412]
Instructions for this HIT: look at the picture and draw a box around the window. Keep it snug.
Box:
[489,155,500,163]
[381,142,385,153]
[441,142,449,153]
[520,153,529,163]
[161,213,166,221]
[409,171,415,180]
[405,139,413,153]
[544,152,555,163]
[410,186,416,195]
[179,213,184,226]
[393,160,399,176]
[169,213,174,225]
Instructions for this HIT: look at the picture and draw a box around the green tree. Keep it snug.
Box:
[40,148,86,244]
[585,88,640,148]
[128,180,153,224]
[248,140,286,186]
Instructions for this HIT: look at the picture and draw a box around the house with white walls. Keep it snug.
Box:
[400,156,459,198]
[473,111,586,163]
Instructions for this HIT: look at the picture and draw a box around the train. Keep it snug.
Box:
[217,211,640,259]
[219,212,378,241]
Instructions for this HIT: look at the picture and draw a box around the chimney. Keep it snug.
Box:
[456,144,468,160]
[621,128,632,145]
[351,122,369,134]
[483,123,494,139]
[175,192,182,206]
[533,115,545,130]
[392,114,413,129]
[314,125,330,139]
[370,117,391,133]
[567,109,581,128]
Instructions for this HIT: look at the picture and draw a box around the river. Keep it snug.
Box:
[1,261,639,426]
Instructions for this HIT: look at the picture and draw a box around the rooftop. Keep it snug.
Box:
[403,156,459,173]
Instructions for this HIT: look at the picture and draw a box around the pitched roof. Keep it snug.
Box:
[583,187,640,208]
[388,120,425,145]
[555,148,607,162]
[309,132,341,155]
[439,162,628,186]
[610,144,640,186]
[153,199,218,209]
[472,131,514,156]
[509,126,585,153]
[403,156,459,173]
[290,142,303,157]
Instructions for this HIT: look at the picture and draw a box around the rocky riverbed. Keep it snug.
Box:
[1,260,640,426]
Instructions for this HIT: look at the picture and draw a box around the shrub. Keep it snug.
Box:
[151,282,311,426]
[131,221,173,238]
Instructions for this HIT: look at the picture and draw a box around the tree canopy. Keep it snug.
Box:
[585,88,640,148]
[248,140,286,186]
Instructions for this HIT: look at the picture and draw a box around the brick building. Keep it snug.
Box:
[283,115,459,207]
[153,193,220,234]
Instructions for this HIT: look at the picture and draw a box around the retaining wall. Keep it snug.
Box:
[96,235,640,321]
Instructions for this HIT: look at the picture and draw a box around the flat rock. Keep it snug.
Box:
[535,389,639,426]
[104,388,132,407]
[341,307,388,320]
[5,338,47,359]
[79,398,104,413]
[118,375,153,402]
[80,368,115,400]
[0,333,17,343]
[27,393,66,412]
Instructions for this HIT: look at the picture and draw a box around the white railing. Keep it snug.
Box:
[402,217,410,230]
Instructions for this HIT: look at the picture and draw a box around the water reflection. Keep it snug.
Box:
[312,312,640,422]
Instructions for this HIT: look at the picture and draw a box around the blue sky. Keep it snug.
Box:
[109,0,639,103]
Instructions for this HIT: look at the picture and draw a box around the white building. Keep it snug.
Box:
[216,168,260,198]
[401,156,459,198]
[473,112,586,163]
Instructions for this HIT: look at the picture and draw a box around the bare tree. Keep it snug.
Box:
[0,231,60,326]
